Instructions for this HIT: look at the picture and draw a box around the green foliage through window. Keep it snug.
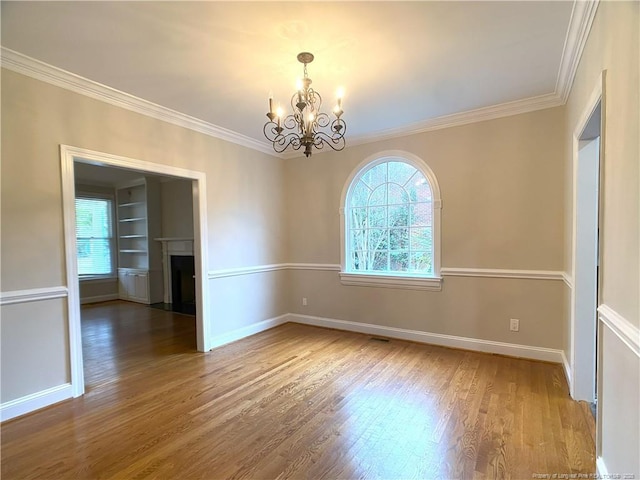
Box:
[346,161,434,275]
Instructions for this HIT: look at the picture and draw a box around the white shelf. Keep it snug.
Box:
[116,180,162,302]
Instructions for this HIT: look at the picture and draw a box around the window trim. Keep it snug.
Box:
[339,150,442,290]
[75,191,117,280]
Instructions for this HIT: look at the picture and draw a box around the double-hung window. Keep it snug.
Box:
[75,195,115,278]
[340,152,442,290]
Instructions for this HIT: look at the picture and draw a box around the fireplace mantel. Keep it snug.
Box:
[155,237,194,304]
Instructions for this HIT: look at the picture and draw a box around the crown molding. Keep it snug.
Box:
[556,0,600,103]
[2,0,597,158]
[346,92,564,148]
[0,47,277,157]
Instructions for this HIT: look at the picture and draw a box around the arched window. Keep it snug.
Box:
[340,151,442,290]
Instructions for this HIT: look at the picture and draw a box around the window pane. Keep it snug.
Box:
[76,198,112,238]
[350,207,367,228]
[389,228,409,250]
[369,184,387,206]
[410,202,433,227]
[407,172,432,202]
[390,251,409,271]
[367,228,388,250]
[352,251,365,270]
[389,205,410,227]
[372,251,388,271]
[346,159,438,278]
[350,180,370,208]
[367,206,386,228]
[410,251,433,274]
[361,163,387,189]
[77,239,112,275]
[351,229,366,251]
[411,227,433,251]
[388,162,417,186]
[75,197,113,276]
[387,183,409,205]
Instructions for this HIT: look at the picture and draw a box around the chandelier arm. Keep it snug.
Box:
[263,122,282,142]
[263,52,346,157]
[271,132,305,154]
[312,131,346,152]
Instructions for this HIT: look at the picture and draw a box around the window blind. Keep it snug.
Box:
[75,197,114,276]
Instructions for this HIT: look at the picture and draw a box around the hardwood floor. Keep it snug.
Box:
[1,301,595,479]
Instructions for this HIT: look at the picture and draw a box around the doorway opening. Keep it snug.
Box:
[571,91,603,407]
[61,145,211,398]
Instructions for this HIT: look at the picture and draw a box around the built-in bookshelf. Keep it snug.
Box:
[116,179,162,304]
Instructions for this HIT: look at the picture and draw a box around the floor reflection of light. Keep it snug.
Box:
[337,386,445,479]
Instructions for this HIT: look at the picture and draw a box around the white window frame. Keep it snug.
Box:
[75,191,117,280]
[339,150,442,291]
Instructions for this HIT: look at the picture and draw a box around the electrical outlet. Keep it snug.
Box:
[510,318,520,332]
[302,297,308,306]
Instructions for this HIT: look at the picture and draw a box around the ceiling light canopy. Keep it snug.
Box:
[264,52,346,157]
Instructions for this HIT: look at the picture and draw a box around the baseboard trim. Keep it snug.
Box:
[209,314,289,349]
[289,313,564,363]
[80,294,119,305]
[1,383,73,422]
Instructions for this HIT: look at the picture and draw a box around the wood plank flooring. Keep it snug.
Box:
[1,301,595,479]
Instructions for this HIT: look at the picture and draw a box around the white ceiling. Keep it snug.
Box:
[1,1,575,149]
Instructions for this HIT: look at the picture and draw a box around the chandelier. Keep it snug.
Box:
[264,52,346,157]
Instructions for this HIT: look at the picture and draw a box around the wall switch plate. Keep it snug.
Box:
[510,318,520,332]
[302,297,307,306]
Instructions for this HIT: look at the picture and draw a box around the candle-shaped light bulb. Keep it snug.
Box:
[336,86,345,109]
[296,79,303,104]
[276,106,284,128]
[268,91,274,114]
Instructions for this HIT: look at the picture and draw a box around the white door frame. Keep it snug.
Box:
[60,145,211,398]
[569,71,606,402]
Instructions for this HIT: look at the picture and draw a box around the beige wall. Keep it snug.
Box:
[563,1,639,475]
[1,68,288,403]
[290,271,564,349]
[0,299,70,402]
[286,107,566,349]
[160,179,194,238]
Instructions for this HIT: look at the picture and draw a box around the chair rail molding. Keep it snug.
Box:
[598,304,640,357]
[0,286,68,306]
[207,263,565,281]
[441,267,564,281]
